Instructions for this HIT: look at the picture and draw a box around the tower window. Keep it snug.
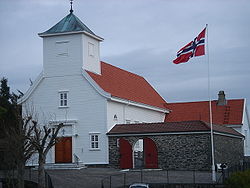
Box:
[56,41,69,56]
[88,42,94,57]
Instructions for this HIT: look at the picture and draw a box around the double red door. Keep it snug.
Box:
[119,137,158,169]
[55,137,72,163]
[119,138,133,169]
[144,138,158,168]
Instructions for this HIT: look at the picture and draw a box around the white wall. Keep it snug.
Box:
[43,33,101,78]
[229,100,250,156]
[107,100,166,131]
[82,34,101,75]
[23,74,109,165]
[43,34,84,77]
[242,103,250,156]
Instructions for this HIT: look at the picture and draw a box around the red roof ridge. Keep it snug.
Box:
[166,99,244,105]
[115,120,210,128]
[99,61,144,78]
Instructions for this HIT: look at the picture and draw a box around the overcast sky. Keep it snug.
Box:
[1,0,250,105]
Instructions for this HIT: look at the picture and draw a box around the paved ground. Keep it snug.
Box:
[48,168,120,188]
[1,168,223,188]
[45,168,221,188]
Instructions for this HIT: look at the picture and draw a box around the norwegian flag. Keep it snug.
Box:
[173,28,206,64]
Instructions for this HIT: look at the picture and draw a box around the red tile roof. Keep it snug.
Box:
[86,62,167,109]
[165,99,244,125]
[107,120,243,137]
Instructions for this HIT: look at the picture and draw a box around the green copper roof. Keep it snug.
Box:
[39,13,96,36]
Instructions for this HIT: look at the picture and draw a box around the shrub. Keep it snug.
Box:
[225,170,250,188]
[1,179,38,188]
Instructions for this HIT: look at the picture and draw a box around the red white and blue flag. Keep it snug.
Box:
[173,28,206,64]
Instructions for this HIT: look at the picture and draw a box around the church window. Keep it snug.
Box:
[59,91,68,107]
[56,41,69,56]
[89,133,100,149]
[88,42,94,57]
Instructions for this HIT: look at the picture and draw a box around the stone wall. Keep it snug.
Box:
[109,134,211,170]
[154,134,211,170]
[108,136,120,168]
[214,134,244,166]
[108,133,244,170]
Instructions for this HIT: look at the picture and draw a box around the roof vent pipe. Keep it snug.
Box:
[217,91,227,106]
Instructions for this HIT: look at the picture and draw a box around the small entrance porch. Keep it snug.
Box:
[50,136,85,169]
[47,120,85,169]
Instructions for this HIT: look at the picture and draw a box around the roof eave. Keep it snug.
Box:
[82,69,111,99]
[107,131,210,136]
[224,124,243,128]
[17,72,44,104]
[110,96,169,113]
[38,30,104,41]
[107,130,244,139]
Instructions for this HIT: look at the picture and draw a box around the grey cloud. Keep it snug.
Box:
[0,0,249,105]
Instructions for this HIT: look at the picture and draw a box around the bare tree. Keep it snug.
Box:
[29,121,64,188]
[4,115,36,188]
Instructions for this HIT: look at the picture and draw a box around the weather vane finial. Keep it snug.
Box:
[70,0,73,13]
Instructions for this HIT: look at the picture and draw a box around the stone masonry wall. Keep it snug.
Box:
[109,134,211,170]
[108,136,120,169]
[214,134,244,166]
[155,134,211,170]
[108,133,244,170]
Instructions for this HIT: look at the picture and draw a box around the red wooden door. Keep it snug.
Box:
[55,137,72,163]
[119,138,132,169]
[144,137,158,168]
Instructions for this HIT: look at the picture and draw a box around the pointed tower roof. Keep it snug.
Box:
[38,12,103,41]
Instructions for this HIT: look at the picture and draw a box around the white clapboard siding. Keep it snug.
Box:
[23,74,108,164]
[107,100,166,131]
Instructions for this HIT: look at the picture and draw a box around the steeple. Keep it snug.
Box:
[39,6,103,76]
[70,0,73,13]
[38,5,103,41]
[38,13,103,41]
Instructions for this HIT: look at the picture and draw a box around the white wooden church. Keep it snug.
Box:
[19,8,249,169]
[18,9,169,167]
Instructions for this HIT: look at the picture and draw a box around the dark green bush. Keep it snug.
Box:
[0,179,37,188]
[225,170,250,188]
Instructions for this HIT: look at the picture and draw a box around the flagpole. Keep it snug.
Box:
[206,24,216,182]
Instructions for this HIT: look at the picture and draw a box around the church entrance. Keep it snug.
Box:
[133,139,144,168]
[55,137,72,163]
[119,137,158,169]
[144,137,158,168]
[119,138,133,169]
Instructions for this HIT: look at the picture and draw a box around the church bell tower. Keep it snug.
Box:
[38,3,103,77]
